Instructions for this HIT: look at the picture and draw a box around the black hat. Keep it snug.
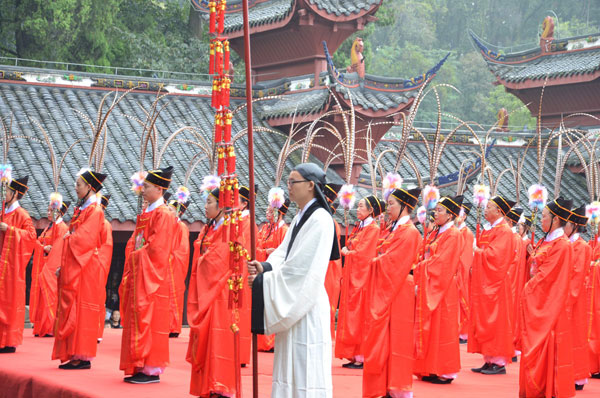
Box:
[79,170,106,192]
[439,195,464,217]
[169,199,190,216]
[99,194,110,209]
[60,201,71,215]
[365,195,384,217]
[278,198,291,215]
[520,213,533,227]
[507,207,524,224]
[461,201,472,216]
[391,187,421,210]
[567,204,587,226]
[239,184,258,203]
[324,184,342,204]
[145,166,173,189]
[490,195,516,215]
[546,197,573,222]
[209,187,220,202]
[163,192,172,202]
[8,176,29,196]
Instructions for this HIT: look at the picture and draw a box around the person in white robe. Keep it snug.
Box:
[248,163,340,398]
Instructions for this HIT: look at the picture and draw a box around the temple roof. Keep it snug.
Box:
[470,31,600,85]
[191,0,382,33]
[0,65,344,226]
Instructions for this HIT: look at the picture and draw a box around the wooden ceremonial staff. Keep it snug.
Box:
[241,1,259,397]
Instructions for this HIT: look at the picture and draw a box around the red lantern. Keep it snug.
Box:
[209,1,217,35]
[217,0,227,34]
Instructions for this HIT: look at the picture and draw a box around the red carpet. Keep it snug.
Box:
[1,328,599,397]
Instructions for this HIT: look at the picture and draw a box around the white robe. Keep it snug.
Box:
[263,206,334,398]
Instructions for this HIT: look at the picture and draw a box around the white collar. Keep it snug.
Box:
[393,215,410,231]
[484,217,503,230]
[569,232,580,243]
[545,227,564,242]
[241,209,250,218]
[511,226,517,233]
[278,219,285,228]
[145,197,164,213]
[296,198,317,224]
[213,217,224,230]
[79,195,97,211]
[458,222,466,230]
[55,217,63,225]
[360,216,374,228]
[438,220,454,235]
[5,201,20,214]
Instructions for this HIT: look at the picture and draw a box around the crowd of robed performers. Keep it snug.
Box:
[1,163,600,398]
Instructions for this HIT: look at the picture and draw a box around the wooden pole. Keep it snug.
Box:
[240,1,258,397]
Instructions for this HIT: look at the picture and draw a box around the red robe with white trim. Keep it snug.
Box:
[168,219,190,335]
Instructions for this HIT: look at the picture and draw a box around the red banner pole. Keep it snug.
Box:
[240,1,258,398]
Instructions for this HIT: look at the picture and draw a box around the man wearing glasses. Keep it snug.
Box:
[248,162,340,398]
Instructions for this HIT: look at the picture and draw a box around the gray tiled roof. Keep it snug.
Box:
[333,80,417,111]
[470,31,600,83]
[0,80,343,224]
[308,0,381,16]
[254,89,330,119]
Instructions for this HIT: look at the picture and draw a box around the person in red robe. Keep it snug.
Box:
[187,186,236,397]
[0,176,36,353]
[519,197,575,398]
[414,195,463,384]
[362,187,422,398]
[96,193,113,342]
[52,170,106,369]
[255,194,290,352]
[564,205,592,390]
[31,200,70,337]
[336,194,384,369]
[119,167,177,383]
[589,245,600,379]
[469,195,516,374]
[455,201,474,344]
[505,206,527,361]
[324,184,342,341]
[166,198,190,338]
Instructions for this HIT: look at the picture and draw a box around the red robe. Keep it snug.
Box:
[119,204,176,374]
[457,225,474,337]
[468,219,515,359]
[513,235,531,347]
[52,203,105,361]
[519,233,575,398]
[255,220,288,351]
[324,220,342,340]
[588,257,600,375]
[0,206,36,348]
[508,230,526,342]
[187,222,235,397]
[414,224,462,377]
[362,220,422,398]
[168,219,190,335]
[568,236,591,381]
[31,220,68,337]
[97,218,113,339]
[238,212,257,365]
[336,220,380,360]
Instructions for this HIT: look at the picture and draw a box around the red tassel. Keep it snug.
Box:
[217,146,225,175]
[215,40,223,76]
[218,0,226,34]
[233,178,239,208]
[222,76,230,107]
[224,110,232,142]
[209,1,217,35]
[214,112,222,142]
[224,178,232,208]
[226,146,236,174]
[219,179,225,208]
[211,78,218,108]
[209,41,215,75]
[224,40,230,74]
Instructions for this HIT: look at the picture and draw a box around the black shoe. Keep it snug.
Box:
[512,356,518,363]
[421,375,436,382]
[169,332,179,338]
[471,362,491,373]
[58,360,91,370]
[241,363,247,368]
[428,376,453,384]
[592,373,600,379]
[459,338,467,344]
[42,334,53,337]
[481,364,506,375]
[123,373,160,384]
[342,362,363,369]
[0,346,16,353]
[266,348,274,353]
[575,384,584,391]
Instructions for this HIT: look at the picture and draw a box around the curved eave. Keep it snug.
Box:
[495,69,600,90]
[303,0,381,23]
[332,90,415,117]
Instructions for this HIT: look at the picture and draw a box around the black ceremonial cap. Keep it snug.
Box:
[461,200,472,216]
[60,201,71,215]
[163,192,172,202]
[100,194,110,209]
[278,197,291,215]
[80,170,106,192]
[490,195,516,215]
[365,195,384,217]
[324,184,342,203]
[145,166,173,189]
[169,199,190,216]
[8,176,29,195]
[567,204,588,226]
[439,195,463,217]
[507,207,524,224]
[391,187,421,210]
[546,197,573,222]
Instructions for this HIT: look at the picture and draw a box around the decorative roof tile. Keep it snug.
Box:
[307,0,381,16]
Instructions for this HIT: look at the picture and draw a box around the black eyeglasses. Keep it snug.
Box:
[286,179,309,186]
